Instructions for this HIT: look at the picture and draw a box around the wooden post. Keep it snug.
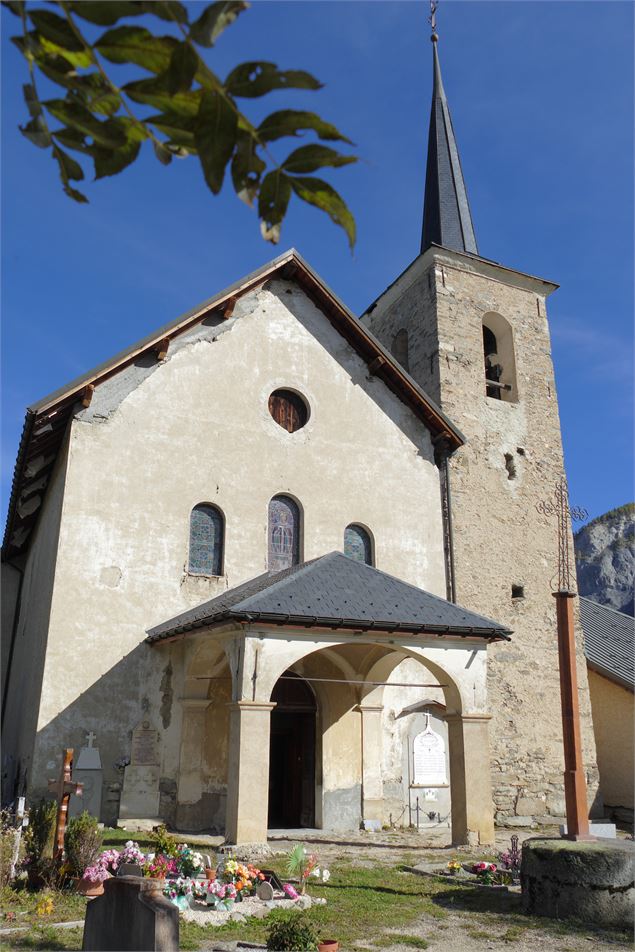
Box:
[553,592,592,840]
[48,748,83,858]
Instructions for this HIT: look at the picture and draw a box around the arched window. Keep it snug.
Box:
[482,313,518,403]
[268,495,300,572]
[344,524,373,565]
[391,329,410,372]
[188,504,224,575]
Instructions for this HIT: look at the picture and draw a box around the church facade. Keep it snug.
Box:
[1,34,598,845]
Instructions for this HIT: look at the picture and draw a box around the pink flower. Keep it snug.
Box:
[283,883,299,900]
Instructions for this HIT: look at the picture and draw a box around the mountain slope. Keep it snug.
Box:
[575,503,635,616]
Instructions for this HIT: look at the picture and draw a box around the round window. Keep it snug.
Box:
[268,389,309,433]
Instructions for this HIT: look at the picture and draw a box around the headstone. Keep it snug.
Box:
[82,876,178,951]
[70,733,103,820]
[119,720,161,820]
[413,714,447,786]
[117,863,143,878]
[256,880,274,901]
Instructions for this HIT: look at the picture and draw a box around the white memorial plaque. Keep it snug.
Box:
[413,719,447,786]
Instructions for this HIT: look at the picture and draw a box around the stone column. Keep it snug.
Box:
[447,713,495,845]
[225,701,276,844]
[176,699,210,824]
[358,705,384,824]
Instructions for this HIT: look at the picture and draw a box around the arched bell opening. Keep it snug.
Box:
[268,670,317,829]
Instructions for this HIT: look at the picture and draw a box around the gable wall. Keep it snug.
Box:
[28,279,446,817]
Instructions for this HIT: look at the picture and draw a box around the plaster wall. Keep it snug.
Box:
[364,249,599,822]
[587,669,634,817]
[26,278,446,818]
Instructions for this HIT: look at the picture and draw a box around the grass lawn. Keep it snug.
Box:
[2,856,631,951]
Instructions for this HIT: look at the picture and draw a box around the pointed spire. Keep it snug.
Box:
[421,31,478,256]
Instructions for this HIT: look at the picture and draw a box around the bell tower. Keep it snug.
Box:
[363,24,599,826]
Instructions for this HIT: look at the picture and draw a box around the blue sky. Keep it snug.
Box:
[2,0,633,531]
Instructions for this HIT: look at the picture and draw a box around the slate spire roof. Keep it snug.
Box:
[579,597,634,692]
[421,35,479,255]
[147,551,511,642]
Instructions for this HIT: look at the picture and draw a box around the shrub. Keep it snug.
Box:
[65,812,102,877]
[149,824,178,858]
[24,800,57,864]
[266,912,319,951]
[0,809,18,887]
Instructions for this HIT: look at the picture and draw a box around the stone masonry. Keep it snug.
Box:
[363,245,600,824]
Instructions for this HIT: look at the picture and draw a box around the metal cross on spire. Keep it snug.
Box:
[429,0,438,37]
[536,479,588,592]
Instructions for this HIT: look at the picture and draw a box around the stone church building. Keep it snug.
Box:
[1,35,599,846]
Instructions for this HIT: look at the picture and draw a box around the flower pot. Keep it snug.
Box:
[204,867,215,880]
[318,942,339,952]
[76,875,105,897]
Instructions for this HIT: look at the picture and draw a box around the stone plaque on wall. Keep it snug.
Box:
[131,722,159,766]
[413,725,447,786]
[119,720,161,820]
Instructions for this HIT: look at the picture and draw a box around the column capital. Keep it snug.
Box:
[228,700,277,713]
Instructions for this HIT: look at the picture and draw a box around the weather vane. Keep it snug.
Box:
[536,479,588,593]
[429,1,438,38]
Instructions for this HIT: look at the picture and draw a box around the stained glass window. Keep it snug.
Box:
[188,504,224,575]
[268,496,300,572]
[344,524,373,565]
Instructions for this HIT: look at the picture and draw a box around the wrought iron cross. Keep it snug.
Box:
[536,479,588,592]
[429,0,438,35]
[47,748,83,858]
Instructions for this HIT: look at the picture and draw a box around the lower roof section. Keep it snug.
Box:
[146,551,512,643]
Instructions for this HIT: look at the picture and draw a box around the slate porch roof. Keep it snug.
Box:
[579,597,634,692]
[146,551,512,643]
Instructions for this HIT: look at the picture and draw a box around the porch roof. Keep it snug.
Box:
[146,552,512,643]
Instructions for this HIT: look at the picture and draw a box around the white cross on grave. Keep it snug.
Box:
[86,731,97,748]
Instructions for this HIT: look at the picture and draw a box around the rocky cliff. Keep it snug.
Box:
[575,503,635,616]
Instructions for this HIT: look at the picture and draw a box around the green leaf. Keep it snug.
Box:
[23,83,42,119]
[19,116,51,149]
[225,61,322,98]
[4,2,25,16]
[63,184,89,203]
[69,2,143,26]
[166,42,198,95]
[92,139,142,178]
[189,1,248,48]
[38,35,94,68]
[289,175,356,249]
[146,112,197,148]
[153,140,173,165]
[231,132,265,206]
[194,90,238,193]
[28,10,84,53]
[53,144,84,181]
[282,144,357,174]
[44,99,127,148]
[257,110,353,145]
[69,1,188,26]
[33,54,77,89]
[52,127,91,153]
[258,170,292,243]
[123,77,201,116]
[95,26,177,73]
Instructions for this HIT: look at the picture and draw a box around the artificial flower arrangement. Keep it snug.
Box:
[204,879,238,910]
[287,844,329,894]
[218,857,266,897]
[174,844,205,878]
[143,853,177,879]
[446,859,462,875]
[82,864,110,885]
[471,861,497,875]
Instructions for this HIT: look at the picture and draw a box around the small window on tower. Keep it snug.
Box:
[268,389,309,433]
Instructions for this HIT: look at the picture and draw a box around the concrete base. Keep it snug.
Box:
[521,837,635,930]
[559,821,617,838]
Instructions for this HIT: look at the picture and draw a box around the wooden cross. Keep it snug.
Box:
[48,749,83,857]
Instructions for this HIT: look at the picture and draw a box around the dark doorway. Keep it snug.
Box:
[268,672,316,829]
